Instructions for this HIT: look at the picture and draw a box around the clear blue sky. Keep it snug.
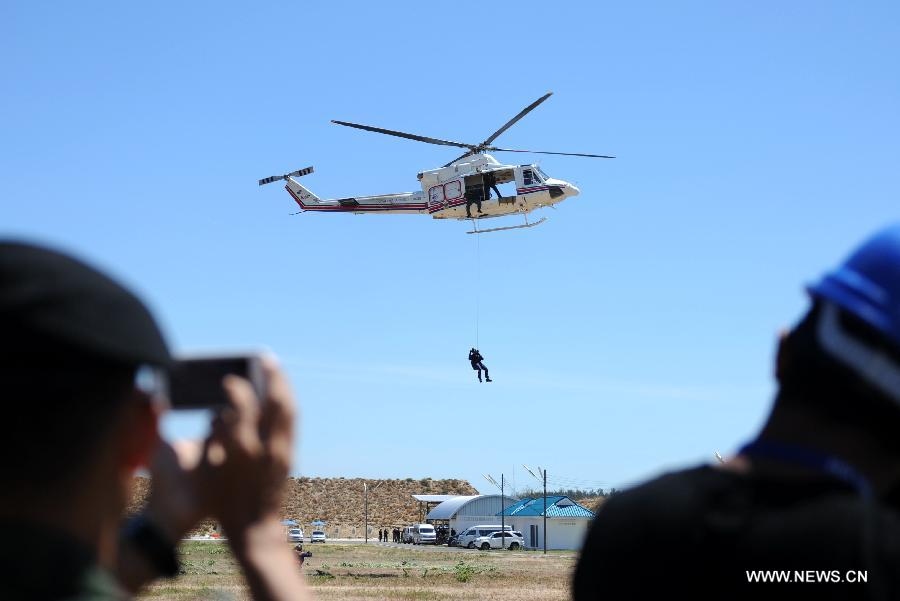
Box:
[3,2,898,495]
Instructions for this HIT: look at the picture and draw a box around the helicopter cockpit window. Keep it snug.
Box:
[523,169,536,186]
[535,166,550,181]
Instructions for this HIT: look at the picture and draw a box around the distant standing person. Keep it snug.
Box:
[469,348,492,382]
[294,544,312,568]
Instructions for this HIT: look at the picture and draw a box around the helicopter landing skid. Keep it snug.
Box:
[466,216,547,235]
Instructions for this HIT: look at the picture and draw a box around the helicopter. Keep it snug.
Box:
[259,92,614,234]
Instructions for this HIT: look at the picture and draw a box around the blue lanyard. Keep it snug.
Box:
[738,440,873,499]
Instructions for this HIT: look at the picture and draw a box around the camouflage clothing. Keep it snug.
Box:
[0,522,130,600]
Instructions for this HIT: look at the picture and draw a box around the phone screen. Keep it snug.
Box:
[169,356,256,409]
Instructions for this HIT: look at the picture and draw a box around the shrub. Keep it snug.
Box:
[455,562,476,583]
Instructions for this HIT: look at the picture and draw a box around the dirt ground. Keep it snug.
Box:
[138,541,577,601]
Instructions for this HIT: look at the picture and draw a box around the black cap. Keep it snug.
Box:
[0,241,171,366]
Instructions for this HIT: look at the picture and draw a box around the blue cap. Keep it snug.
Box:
[808,224,900,348]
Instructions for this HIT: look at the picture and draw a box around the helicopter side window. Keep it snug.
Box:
[429,185,444,204]
[523,169,536,186]
[444,180,462,199]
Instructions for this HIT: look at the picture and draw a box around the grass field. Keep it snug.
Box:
[139,541,577,600]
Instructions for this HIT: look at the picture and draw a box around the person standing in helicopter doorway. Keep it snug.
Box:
[483,171,503,201]
[465,183,484,219]
[469,348,492,382]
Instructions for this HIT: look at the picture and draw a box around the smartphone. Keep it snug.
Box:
[168,354,265,410]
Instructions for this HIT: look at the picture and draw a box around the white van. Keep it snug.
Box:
[457,524,513,549]
[412,523,437,545]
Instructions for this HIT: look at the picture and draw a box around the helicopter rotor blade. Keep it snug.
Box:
[480,92,553,147]
[487,147,616,159]
[331,120,475,149]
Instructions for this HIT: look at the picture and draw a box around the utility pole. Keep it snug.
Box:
[364,480,383,543]
[485,473,508,549]
[542,467,547,555]
[501,473,505,549]
[524,464,548,554]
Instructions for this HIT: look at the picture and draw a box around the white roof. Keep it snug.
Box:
[411,494,461,503]
[425,496,480,520]
[426,494,520,520]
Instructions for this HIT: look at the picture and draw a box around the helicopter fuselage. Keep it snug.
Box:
[418,154,579,220]
[283,154,579,222]
[265,92,610,230]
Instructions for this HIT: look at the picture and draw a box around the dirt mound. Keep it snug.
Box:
[130,476,477,537]
[573,496,608,513]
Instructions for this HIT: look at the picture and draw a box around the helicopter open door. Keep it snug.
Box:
[488,168,517,203]
[463,175,485,208]
[463,169,516,206]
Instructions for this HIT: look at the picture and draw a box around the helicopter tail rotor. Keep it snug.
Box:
[258,166,315,186]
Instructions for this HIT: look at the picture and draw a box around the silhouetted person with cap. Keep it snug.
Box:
[573,224,900,600]
[0,241,310,600]
[469,348,491,382]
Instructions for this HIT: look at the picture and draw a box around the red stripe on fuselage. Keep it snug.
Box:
[286,186,427,211]
[428,198,468,214]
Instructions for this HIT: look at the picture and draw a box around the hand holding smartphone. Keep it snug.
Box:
[168,354,266,410]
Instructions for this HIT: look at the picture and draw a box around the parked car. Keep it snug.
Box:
[310,530,327,543]
[474,530,524,551]
[412,523,437,545]
[457,525,514,549]
[286,528,304,543]
[401,526,415,544]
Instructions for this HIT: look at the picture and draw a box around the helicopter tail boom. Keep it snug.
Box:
[284,177,428,214]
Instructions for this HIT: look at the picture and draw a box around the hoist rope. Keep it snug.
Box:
[474,225,480,349]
